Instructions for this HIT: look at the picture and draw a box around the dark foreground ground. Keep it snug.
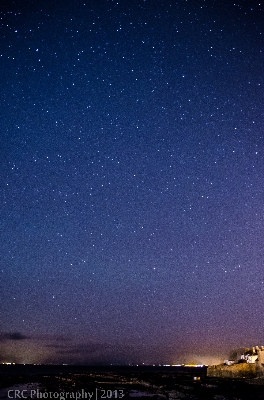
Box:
[1,365,264,400]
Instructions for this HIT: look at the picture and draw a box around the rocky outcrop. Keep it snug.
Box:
[207,362,257,378]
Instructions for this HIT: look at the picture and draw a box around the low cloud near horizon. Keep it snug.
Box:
[0,331,226,365]
[0,332,30,341]
[0,331,145,365]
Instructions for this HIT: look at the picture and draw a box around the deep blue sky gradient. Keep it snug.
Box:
[1,0,264,365]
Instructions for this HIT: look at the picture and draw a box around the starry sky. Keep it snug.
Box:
[1,0,264,366]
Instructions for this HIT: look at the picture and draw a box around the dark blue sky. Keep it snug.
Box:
[1,0,264,365]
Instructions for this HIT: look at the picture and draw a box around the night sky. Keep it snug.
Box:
[1,0,264,366]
